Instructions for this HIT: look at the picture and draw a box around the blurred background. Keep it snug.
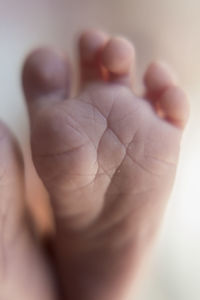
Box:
[0,0,199,299]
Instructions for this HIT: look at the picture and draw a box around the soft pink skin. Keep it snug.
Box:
[0,30,189,300]
[0,123,56,300]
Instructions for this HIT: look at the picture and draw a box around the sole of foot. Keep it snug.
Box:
[23,29,189,300]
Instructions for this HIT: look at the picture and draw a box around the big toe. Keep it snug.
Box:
[22,47,72,122]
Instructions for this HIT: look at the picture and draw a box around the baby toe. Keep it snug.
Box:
[159,85,190,129]
[79,29,109,86]
[101,36,135,87]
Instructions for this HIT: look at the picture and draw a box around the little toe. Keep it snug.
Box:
[22,47,71,121]
[79,29,109,86]
[144,61,177,99]
[101,36,135,87]
[158,85,190,129]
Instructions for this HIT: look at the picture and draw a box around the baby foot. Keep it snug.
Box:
[0,123,56,300]
[23,30,189,300]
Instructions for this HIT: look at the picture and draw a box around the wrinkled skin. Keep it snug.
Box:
[0,30,189,300]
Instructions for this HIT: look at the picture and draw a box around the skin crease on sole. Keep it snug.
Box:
[22,29,190,300]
